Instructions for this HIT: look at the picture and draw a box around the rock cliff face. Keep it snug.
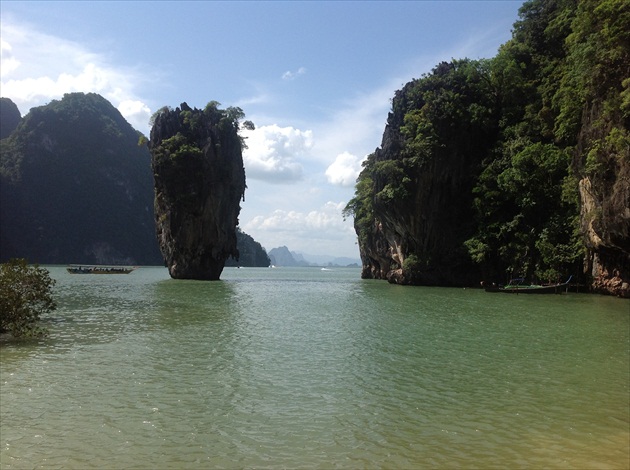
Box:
[575,97,630,297]
[569,0,630,298]
[149,103,246,280]
[353,63,496,286]
[348,0,629,296]
[224,229,270,267]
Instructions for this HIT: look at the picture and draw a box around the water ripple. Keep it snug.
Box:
[1,267,628,468]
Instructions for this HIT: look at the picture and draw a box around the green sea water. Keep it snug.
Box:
[1,266,628,469]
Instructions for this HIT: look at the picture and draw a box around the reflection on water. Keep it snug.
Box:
[1,267,628,469]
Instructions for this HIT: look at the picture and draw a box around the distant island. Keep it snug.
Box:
[267,246,360,268]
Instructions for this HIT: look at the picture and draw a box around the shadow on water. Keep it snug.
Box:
[151,278,240,330]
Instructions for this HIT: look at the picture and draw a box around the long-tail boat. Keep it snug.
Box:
[484,276,572,294]
[67,265,137,274]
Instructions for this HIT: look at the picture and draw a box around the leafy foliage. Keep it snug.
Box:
[469,142,580,280]
[343,156,375,249]
[151,102,252,164]
[0,259,56,338]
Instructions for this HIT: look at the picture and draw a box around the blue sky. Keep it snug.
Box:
[1,1,524,259]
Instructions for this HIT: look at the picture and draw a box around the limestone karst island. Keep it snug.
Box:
[1,1,629,468]
[0,0,628,295]
[149,102,247,280]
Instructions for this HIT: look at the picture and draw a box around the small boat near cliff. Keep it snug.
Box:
[484,276,572,294]
[67,265,137,274]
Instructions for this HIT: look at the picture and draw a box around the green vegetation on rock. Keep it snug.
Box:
[225,229,271,267]
[0,97,21,139]
[149,102,248,280]
[0,93,162,265]
[0,94,267,269]
[346,0,629,295]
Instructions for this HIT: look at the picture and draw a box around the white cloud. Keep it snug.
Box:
[241,124,314,183]
[3,63,109,103]
[326,151,365,187]
[0,38,20,78]
[282,67,307,80]
[247,202,346,233]
[117,99,152,135]
[0,19,153,134]
[242,201,357,255]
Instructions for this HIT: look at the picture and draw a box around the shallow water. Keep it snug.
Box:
[1,266,628,468]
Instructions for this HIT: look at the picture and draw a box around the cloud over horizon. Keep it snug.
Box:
[242,201,356,255]
[0,19,152,134]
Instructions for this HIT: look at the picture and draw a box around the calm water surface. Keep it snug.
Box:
[1,266,628,469]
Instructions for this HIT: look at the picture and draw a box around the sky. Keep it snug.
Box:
[1,0,524,260]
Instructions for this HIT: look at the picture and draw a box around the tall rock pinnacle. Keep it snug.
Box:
[149,102,247,280]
